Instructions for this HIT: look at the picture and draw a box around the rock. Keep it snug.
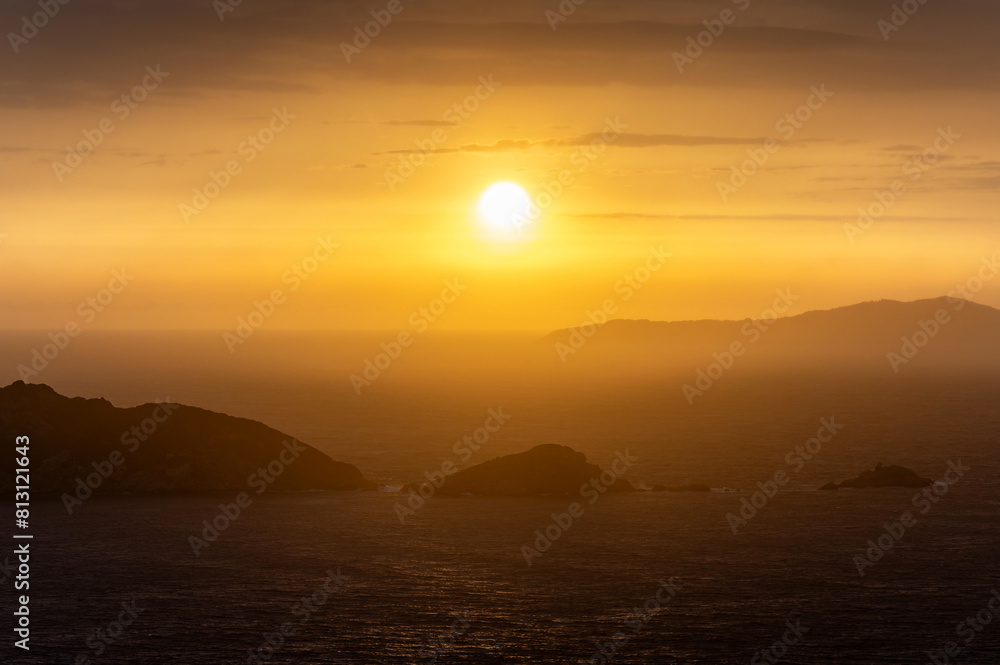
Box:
[819,462,932,490]
[436,444,634,496]
[650,484,711,492]
[0,382,375,494]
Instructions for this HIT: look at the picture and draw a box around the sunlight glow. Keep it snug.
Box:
[477,182,533,233]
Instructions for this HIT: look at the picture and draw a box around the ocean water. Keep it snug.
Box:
[9,485,1000,664]
[3,333,1000,662]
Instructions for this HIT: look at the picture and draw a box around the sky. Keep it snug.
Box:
[1,0,998,332]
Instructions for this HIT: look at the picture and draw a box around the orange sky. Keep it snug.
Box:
[1,0,998,332]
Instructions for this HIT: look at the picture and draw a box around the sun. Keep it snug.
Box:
[477,182,534,234]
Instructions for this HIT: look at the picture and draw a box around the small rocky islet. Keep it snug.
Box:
[819,462,932,490]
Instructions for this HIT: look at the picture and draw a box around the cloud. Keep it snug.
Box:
[383,120,454,127]
[381,132,770,155]
[562,211,977,222]
[936,160,1000,191]
[577,133,766,148]
[943,176,1000,191]
[880,145,925,152]
[2,0,998,108]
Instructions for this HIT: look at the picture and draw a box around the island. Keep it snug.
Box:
[0,381,375,494]
[649,484,711,492]
[436,444,635,496]
[819,462,932,490]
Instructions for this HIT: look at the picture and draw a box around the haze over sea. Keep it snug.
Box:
[2,330,999,664]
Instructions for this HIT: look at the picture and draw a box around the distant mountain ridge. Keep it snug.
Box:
[0,381,374,495]
[545,297,1000,373]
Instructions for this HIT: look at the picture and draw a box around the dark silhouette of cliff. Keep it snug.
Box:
[0,381,374,494]
[543,297,1000,374]
[819,462,932,490]
[437,444,634,496]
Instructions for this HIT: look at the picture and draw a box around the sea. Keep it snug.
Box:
[2,331,999,664]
